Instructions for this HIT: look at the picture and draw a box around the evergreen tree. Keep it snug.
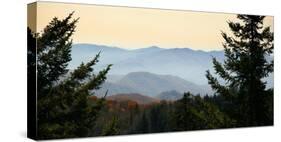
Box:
[172,93,192,130]
[206,15,274,126]
[37,12,77,90]
[27,28,36,72]
[148,101,170,132]
[102,116,119,136]
[28,27,37,138]
[35,12,112,139]
[134,111,149,133]
[172,92,231,131]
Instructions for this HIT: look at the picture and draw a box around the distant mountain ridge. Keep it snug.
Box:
[70,43,224,85]
[106,93,160,104]
[95,71,212,98]
[156,90,183,101]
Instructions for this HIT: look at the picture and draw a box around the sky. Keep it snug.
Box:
[28,2,273,51]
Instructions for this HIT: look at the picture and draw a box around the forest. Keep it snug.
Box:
[27,12,273,139]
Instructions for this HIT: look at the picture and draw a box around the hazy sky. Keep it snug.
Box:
[28,2,273,51]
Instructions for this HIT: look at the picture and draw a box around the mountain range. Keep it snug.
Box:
[70,43,225,85]
[156,90,184,101]
[107,93,160,105]
[94,72,212,98]
[71,43,273,100]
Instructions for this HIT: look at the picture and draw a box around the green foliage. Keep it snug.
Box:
[125,93,232,133]
[37,12,78,90]
[33,12,112,139]
[135,111,150,133]
[206,15,274,126]
[148,101,171,132]
[102,116,120,136]
[172,92,233,131]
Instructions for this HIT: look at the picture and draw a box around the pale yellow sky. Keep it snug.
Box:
[28,2,273,51]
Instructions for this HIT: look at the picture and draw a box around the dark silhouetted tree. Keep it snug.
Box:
[27,27,36,72]
[172,92,231,131]
[206,15,273,126]
[35,12,112,139]
[102,116,119,136]
[148,101,171,132]
[134,111,149,133]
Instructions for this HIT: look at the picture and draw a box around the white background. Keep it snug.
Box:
[0,0,280,141]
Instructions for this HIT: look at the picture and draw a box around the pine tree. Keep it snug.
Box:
[148,101,170,132]
[134,111,149,133]
[102,116,119,136]
[34,12,112,139]
[206,15,274,126]
[172,93,192,130]
[37,12,77,90]
[172,92,230,130]
[28,27,37,138]
[27,28,36,72]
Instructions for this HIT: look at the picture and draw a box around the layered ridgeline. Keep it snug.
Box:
[106,93,160,104]
[69,43,225,85]
[69,44,273,100]
[94,72,212,98]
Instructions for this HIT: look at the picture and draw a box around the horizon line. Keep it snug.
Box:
[73,42,224,52]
